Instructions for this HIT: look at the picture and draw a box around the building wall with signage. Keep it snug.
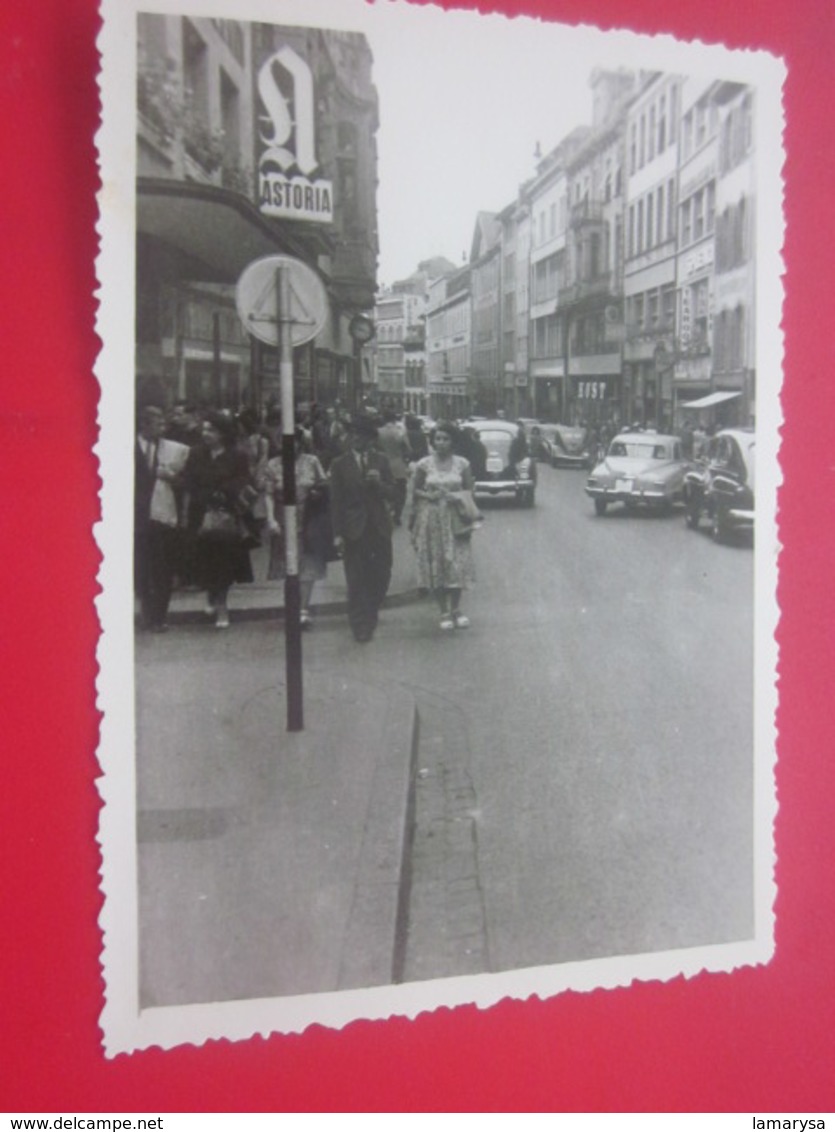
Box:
[135,15,379,413]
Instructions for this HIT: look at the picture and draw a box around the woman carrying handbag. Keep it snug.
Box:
[183,411,254,630]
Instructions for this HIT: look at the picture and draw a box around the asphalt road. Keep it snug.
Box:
[377,463,755,980]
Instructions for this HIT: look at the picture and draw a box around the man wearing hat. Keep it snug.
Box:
[328,414,396,642]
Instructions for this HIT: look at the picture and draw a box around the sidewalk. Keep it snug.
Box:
[136,527,424,1006]
[165,523,421,622]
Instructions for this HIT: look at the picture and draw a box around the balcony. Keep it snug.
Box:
[558,275,613,307]
[569,198,605,227]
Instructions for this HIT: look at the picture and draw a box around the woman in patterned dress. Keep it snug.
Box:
[409,421,477,631]
[263,428,330,628]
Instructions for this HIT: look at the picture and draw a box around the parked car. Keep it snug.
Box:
[585,431,690,515]
[550,423,593,468]
[469,419,537,506]
[683,428,755,541]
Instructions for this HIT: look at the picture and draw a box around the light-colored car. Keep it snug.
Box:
[469,419,537,507]
[683,428,755,542]
[585,431,690,515]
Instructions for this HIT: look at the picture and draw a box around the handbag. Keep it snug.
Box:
[198,504,244,543]
[448,491,483,539]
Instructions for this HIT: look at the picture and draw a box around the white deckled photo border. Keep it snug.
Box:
[95,0,785,1055]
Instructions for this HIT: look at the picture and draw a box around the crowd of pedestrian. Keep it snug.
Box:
[134,400,484,640]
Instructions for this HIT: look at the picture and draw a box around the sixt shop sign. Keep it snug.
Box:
[257,45,334,224]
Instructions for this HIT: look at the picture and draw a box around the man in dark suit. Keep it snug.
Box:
[329,414,396,642]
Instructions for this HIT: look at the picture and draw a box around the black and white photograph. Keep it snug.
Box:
[95,0,784,1054]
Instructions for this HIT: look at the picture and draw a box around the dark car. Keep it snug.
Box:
[683,428,755,542]
[469,419,537,507]
[550,423,593,468]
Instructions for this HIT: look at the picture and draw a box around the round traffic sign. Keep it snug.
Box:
[236,254,328,347]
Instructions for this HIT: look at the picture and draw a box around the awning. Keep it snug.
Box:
[681,391,742,409]
[137,177,315,283]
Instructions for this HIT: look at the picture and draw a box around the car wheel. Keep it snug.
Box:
[594,498,607,516]
[525,487,536,508]
[685,505,701,530]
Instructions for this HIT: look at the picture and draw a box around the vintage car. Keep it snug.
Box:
[550,422,593,468]
[683,428,755,542]
[469,419,537,506]
[585,431,690,515]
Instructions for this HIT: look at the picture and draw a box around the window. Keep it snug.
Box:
[669,84,678,143]
[639,114,646,167]
[183,19,209,124]
[693,189,705,241]
[706,182,716,234]
[695,103,707,149]
[549,202,556,238]
[646,193,654,249]
[590,232,601,278]
[681,198,692,246]
[658,94,667,151]
[691,279,710,349]
[634,293,645,329]
[628,204,636,259]
[661,285,675,328]
[648,289,659,327]
[667,178,676,240]
[656,185,665,244]
[637,199,644,253]
[683,111,693,159]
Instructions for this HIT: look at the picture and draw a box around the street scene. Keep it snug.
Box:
[124,4,772,1023]
[137,465,753,1005]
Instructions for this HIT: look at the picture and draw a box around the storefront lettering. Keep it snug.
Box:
[577,380,609,400]
[257,45,334,223]
[259,175,333,221]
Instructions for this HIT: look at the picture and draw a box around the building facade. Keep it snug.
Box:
[469,213,503,417]
[135,15,379,412]
[710,81,757,426]
[425,267,472,420]
[562,70,633,428]
[622,71,682,431]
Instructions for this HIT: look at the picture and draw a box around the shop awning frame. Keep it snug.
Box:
[137,177,324,284]
[681,391,742,409]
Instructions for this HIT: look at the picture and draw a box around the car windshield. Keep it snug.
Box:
[479,430,513,450]
[609,440,670,459]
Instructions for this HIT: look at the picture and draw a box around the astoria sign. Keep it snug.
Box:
[257,45,334,224]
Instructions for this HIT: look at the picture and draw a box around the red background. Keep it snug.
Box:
[2,0,833,1112]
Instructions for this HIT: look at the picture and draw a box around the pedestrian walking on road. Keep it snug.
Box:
[329,414,396,643]
[377,409,412,525]
[263,428,331,629]
[404,413,429,461]
[409,421,477,632]
[183,411,254,630]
